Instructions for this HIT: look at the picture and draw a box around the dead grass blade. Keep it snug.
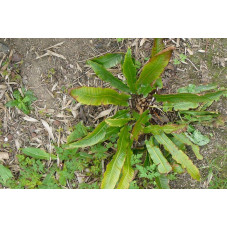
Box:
[41,119,56,142]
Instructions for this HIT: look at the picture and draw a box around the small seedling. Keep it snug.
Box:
[116,38,124,43]
[173,53,187,65]
[6,88,37,114]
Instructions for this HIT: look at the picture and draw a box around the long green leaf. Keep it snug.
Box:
[136,46,174,96]
[154,90,227,104]
[145,140,172,173]
[117,148,134,189]
[105,118,133,127]
[173,133,203,160]
[87,60,130,93]
[144,124,187,135]
[132,110,151,141]
[0,164,13,184]
[180,110,219,116]
[123,48,137,93]
[177,83,218,94]
[70,87,130,106]
[157,90,227,111]
[101,110,130,141]
[163,102,199,111]
[102,127,120,142]
[154,132,200,181]
[101,125,130,189]
[64,121,108,149]
[155,174,170,189]
[111,109,131,119]
[90,53,124,68]
[67,121,88,144]
[22,147,56,160]
[151,38,164,57]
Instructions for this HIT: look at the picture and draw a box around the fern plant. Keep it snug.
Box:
[65,39,227,189]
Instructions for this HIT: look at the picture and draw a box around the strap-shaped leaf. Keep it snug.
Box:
[117,147,134,189]
[172,163,185,174]
[136,46,174,96]
[154,90,227,104]
[102,127,120,142]
[155,174,170,189]
[64,121,108,149]
[123,48,137,93]
[101,110,131,141]
[144,124,187,135]
[101,125,130,189]
[90,53,124,69]
[154,132,200,181]
[151,38,164,57]
[105,118,133,127]
[145,140,172,173]
[163,102,199,111]
[132,110,151,141]
[157,90,227,111]
[87,60,130,93]
[70,87,130,106]
[177,83,218,94]
[111,109,131,119]
[22,147,57,160]
[180,110,219,116]
[0,164,13,184]
[173,133,203,160]
[67,121,88,144]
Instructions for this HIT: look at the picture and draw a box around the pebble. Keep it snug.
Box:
[53,120,61,126]
[31,132,37,138]
[12,53,22,62]
[29,125,36,133]
[7,134,13,141]
[144,42,151,50]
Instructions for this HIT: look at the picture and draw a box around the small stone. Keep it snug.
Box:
[7,134,13,141]
[31,132,37,138]
[12,53,22,62]
[29,125,36,133]
[144,42,151,50]
[53,120,61,126]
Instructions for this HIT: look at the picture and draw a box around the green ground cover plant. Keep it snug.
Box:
[6,88,37,114]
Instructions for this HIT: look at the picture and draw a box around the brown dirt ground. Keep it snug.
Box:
[0,38,226,188]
